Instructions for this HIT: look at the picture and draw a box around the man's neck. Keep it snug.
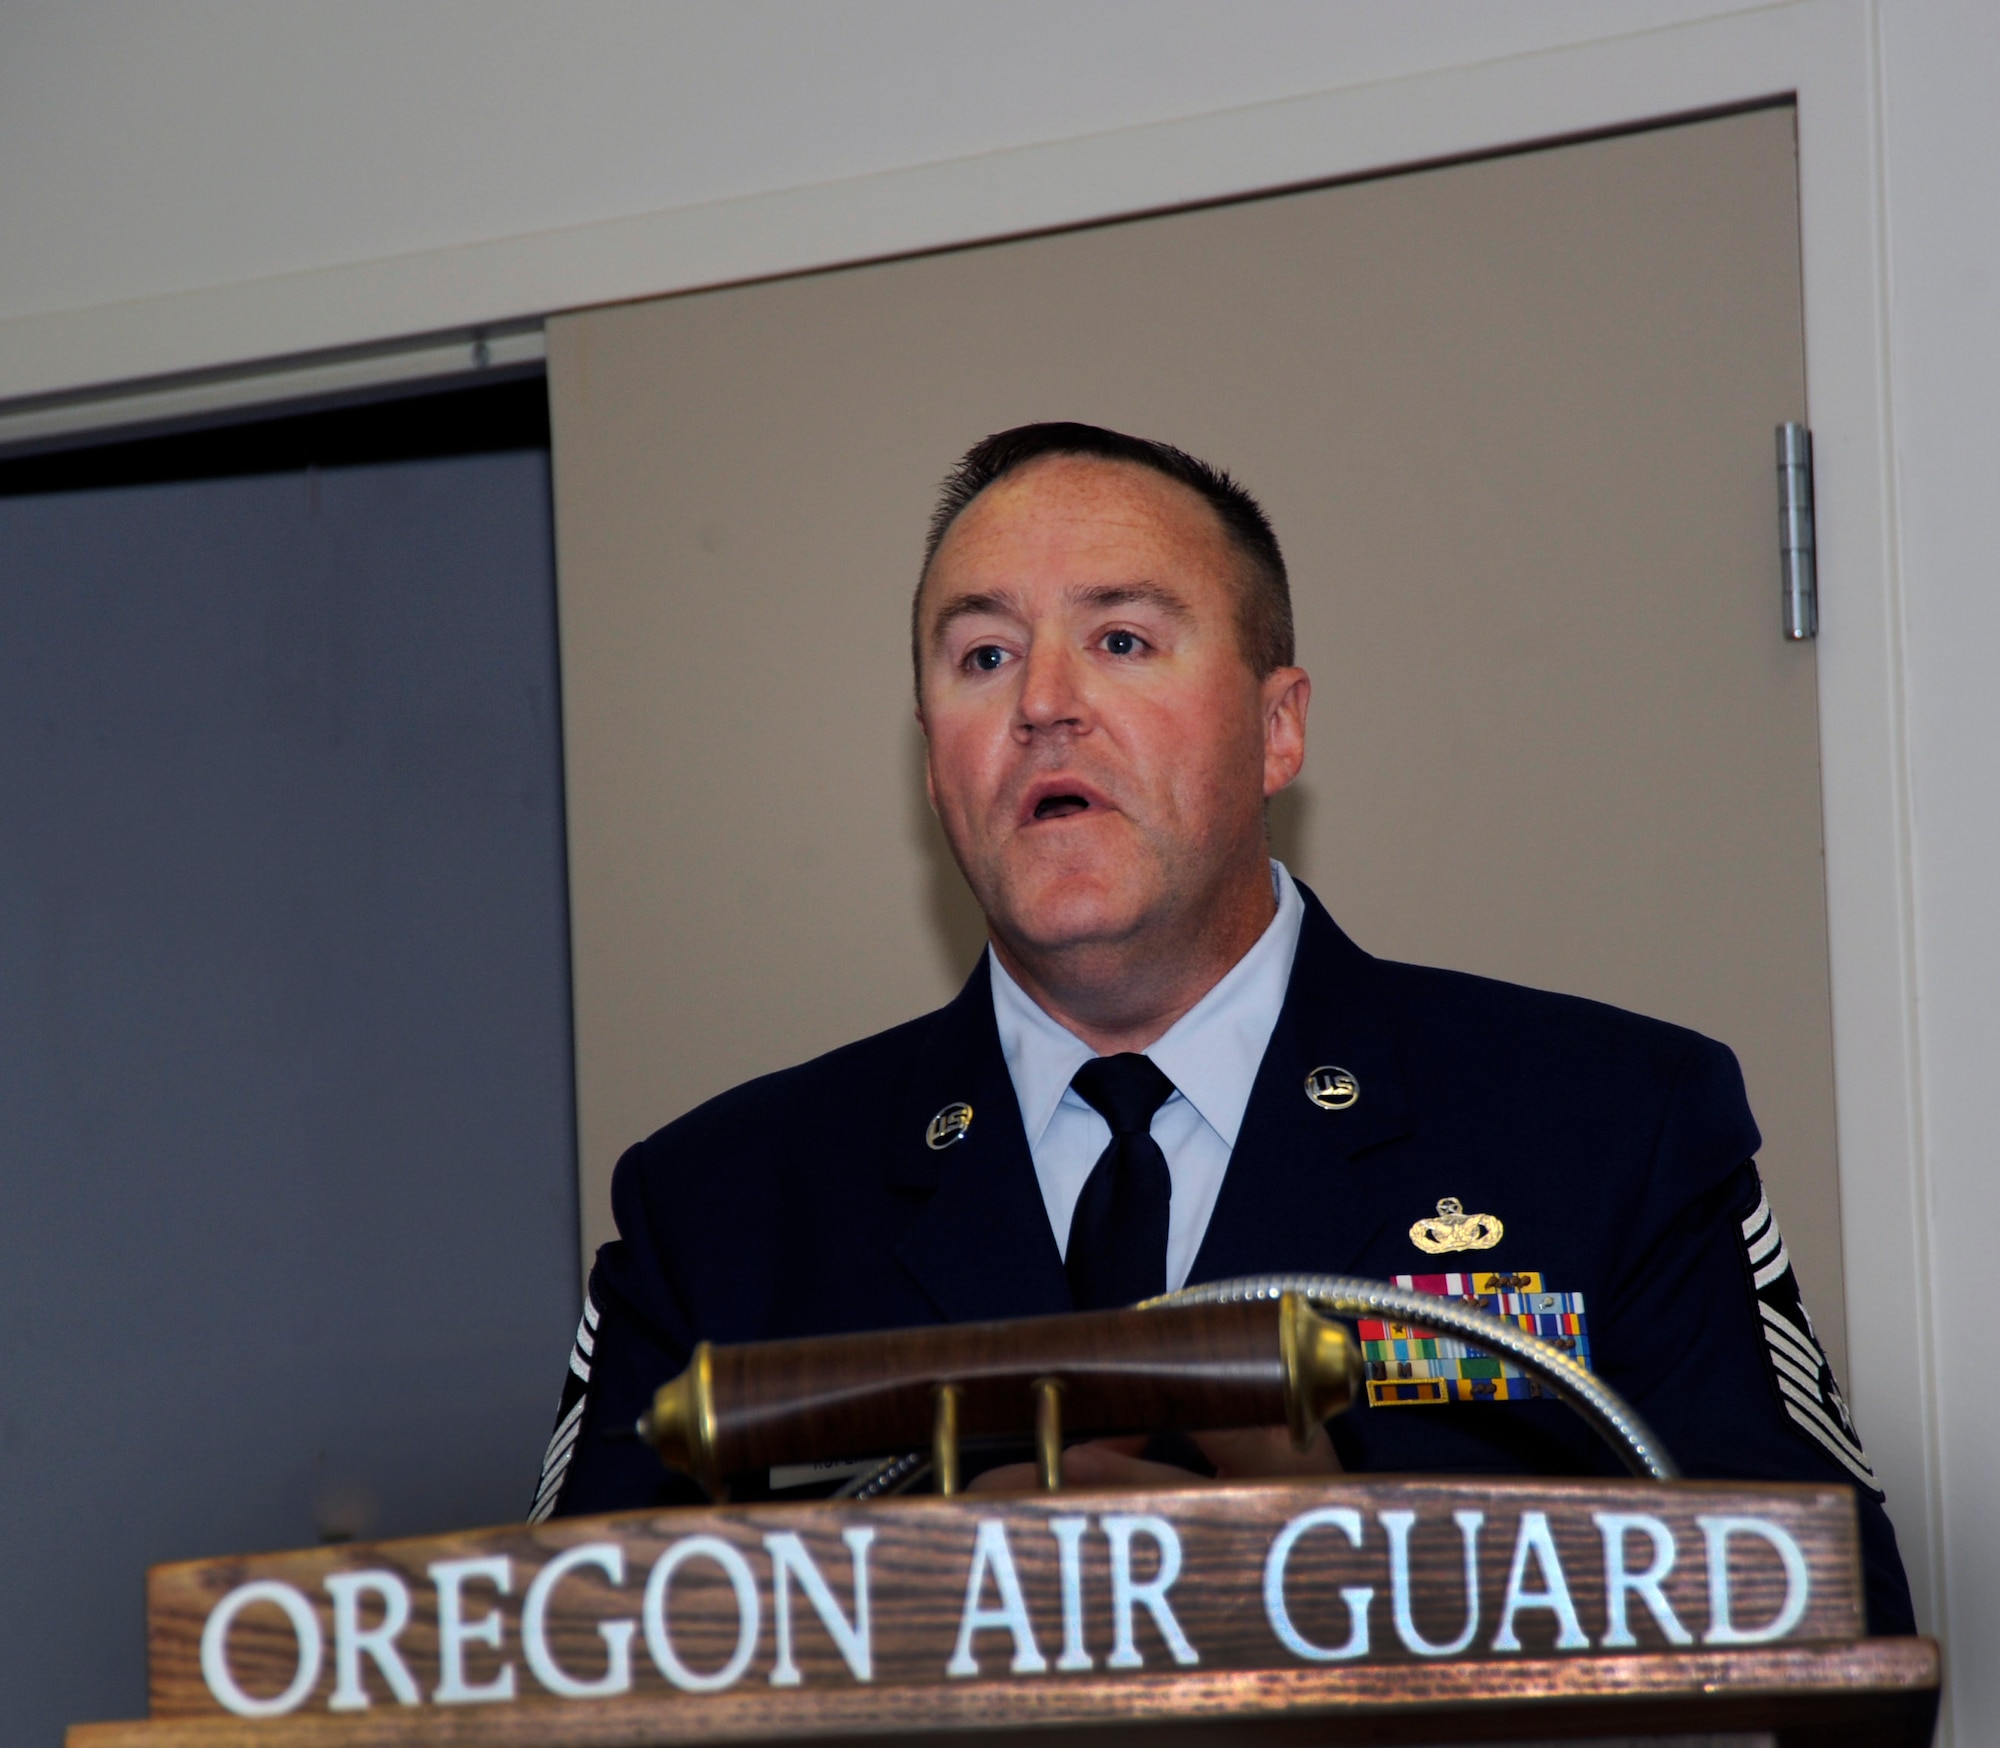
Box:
[989,862,1278,1056]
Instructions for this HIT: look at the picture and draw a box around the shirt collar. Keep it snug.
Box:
[989,862,1306,1150]
[989,945,1095,1151]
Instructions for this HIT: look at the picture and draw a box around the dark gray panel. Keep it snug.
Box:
[0,449,576,1742]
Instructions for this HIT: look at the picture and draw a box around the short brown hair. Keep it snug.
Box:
[915,422,1294,683]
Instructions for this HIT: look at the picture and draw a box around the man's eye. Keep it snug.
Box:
[1102,630,1144,656]
[967,644,1008,672]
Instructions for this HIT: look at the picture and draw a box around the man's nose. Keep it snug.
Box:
[1013,638,1089,738]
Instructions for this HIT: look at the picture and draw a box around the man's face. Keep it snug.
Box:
[916,456,1306,960]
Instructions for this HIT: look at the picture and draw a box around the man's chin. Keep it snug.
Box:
[992,880,1159,959]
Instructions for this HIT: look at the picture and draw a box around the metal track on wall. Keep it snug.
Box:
[0,322,545,461]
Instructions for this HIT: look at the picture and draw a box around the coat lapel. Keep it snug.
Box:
[892,954,1073,1322]
[1190,884,1417,1284]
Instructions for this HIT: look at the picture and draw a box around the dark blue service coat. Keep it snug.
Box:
[542,884,1914,1635]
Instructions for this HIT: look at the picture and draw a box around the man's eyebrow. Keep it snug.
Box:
[928,589,1024,645]
[926,579,1195,647]
[1069,580,1195,621]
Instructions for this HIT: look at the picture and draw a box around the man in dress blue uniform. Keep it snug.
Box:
[533,422,1914,1633]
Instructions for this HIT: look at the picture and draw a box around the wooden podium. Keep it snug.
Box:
[70,1477,1937,1747]
[72,1295,1940,1744]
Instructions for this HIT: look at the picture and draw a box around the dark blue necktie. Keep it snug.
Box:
[1065,1053,1177,1310]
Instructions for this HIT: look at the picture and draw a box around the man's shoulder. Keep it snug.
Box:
[1291,879,1731,1084]
[1358,952,1754,1156]
[1377,954,1721,1062]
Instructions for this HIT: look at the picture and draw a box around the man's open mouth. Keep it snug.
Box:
[1032,793,1092,820]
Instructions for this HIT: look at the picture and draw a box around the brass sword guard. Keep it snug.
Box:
[637,1341,719,1497]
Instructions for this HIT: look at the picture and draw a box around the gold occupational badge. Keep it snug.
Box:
[1304,1065,1360,1110]
[1409,1196,1504,1254]
[925,1102,973,1150]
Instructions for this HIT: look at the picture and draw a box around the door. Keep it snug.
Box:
[0,385,577,1740]
[548,107,1844,1367]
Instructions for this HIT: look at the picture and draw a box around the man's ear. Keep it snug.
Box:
[1261,666,1311,799]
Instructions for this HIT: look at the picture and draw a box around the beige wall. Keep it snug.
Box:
[549,108,1844,1368]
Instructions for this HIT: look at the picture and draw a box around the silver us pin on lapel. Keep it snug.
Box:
[1304,1065,1360,1110]
[925,1102,973,1149]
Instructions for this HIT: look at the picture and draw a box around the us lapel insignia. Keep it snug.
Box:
[1409,1196,1504,1253]
[925,1102,974,1150]
[1304,1065,1360,1110]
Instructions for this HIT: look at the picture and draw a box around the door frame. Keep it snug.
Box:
[504,0,1936,1624]
[498,0,1933,1628]
[536,0,1923,1636]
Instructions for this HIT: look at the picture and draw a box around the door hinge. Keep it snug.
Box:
[1777,423,1817,641]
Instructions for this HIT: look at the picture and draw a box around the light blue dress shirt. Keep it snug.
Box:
[989,861,1307,1291]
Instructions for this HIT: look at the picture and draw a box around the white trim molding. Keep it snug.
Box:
[0,6,1889,414]
[3,0,1937,1678]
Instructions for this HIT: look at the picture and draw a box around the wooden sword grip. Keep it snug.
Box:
[640,1295,1358,1494]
